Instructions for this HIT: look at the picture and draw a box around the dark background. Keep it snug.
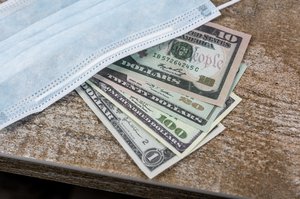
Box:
[0,172,141,199]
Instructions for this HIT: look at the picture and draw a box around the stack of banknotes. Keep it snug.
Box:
[76,22,251,178]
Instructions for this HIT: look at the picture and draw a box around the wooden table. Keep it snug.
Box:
[0,0,299,198]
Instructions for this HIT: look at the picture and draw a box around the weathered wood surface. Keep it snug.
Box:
[0,0,299,198]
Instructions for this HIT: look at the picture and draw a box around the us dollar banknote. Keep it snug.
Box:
[88,78,241,156]
[76,83,225,178]
[96,68,218,130]
[108,22,251,106]
[95,63,246,130]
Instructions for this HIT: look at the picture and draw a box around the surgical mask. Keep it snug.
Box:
[0,0,129,65]
[0,0,238,130]
[0,0,81,41]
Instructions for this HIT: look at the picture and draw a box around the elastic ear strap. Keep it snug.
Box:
[217,0,240,10]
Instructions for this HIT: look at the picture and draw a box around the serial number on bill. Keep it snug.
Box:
[153,53,200,72]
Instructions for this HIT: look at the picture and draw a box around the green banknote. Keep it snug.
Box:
[108,22,251,106]
[95,64,246,130]
[77,83,225,178]
[88,79,241,157]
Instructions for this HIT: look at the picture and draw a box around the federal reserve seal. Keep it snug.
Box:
[171,41,193,60]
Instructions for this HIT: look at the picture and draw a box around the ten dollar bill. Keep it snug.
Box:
[108,22,250,106]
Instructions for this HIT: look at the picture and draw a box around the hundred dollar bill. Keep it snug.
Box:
[96,64,246,129]
[76,82,225,178]
[89,78,205,157]
[108,22,251,106]
[88,78,241,156]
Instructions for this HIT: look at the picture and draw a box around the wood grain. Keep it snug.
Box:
[0,0,299,198]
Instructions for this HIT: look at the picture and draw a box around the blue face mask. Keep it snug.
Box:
[0,0,237,129]
[0,0,130,65]
[0,0,82,41]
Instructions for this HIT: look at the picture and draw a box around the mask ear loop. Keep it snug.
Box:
[217,0,240,10]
